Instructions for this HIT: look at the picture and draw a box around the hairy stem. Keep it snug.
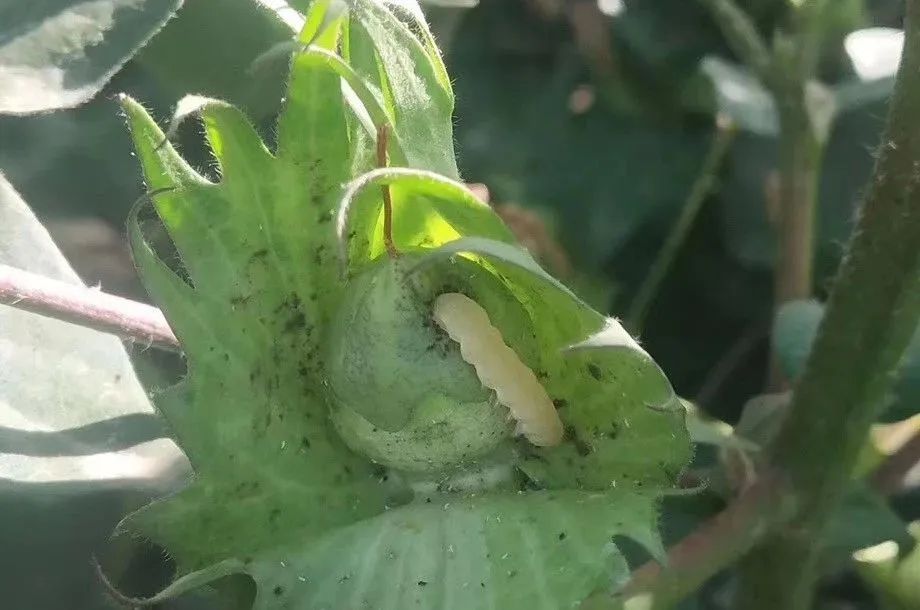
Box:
[627,117,736,334]
[0,263,179,351]
[735,2,920,606]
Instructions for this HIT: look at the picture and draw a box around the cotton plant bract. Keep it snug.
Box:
[114,1,692,608]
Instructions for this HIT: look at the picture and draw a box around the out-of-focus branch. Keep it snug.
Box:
[699,0,825,388]
[627,116,736,334]
[567,0,618,82]
[580,474,795,610]
[699,0,772,80]
[0,263,179,351]
[771,51,822,307]
[694,321,768,408]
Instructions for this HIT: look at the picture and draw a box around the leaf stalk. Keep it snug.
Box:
[376,124,399,258]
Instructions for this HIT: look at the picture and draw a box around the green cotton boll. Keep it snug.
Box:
[330,394,514,473]
[325,255,491,430]
[325,254,518,472]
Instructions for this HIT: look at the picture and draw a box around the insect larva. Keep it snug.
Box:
[432,292,563,447]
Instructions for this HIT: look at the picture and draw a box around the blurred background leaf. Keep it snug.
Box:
[854,522,920,610]
[701,57,777,136]
[0,173,190,609]
[773,300,920,422]
[0,0,183,114]
[0,0,296,299]
[823,485,910,574]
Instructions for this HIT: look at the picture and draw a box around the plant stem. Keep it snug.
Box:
[765,12,829,390]
[700,0,827,386]
[773,92,821,304]
[735,1,920,605]
[627,117,737,334]
[694,321,768,408]
[580,474,794,610]
[0,263,179,351]
[771,7,828,306]
[699,0,772,81]
[376,124,399,258]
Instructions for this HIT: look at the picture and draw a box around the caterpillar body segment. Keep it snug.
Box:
[432,292,564,447]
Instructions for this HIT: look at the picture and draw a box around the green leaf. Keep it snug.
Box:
[0,0,304,249]
[344,0,458,176]
[772,300,824,382]
[701,56,778,136]
[119,89,396,571]
[855,521,920,610]
[684,400,759,453]
[135,0,303,121]
[734,392,790,449]
[835,76,896,113]
[773,300,920,420]
[822,484,909,573]
[0,0,182,114]
[700,56,836,142]
[338,169,515,269]
[126,490,663,610]
[0,172,187,607]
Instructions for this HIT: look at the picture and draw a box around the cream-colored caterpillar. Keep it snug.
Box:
[432,292,564,447]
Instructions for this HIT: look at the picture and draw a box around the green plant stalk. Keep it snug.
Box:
[735,1,920,606]
[699,0,772,80]
[770,0,836,308]
[699,0,827,307]
[627,119,737,333]
[773,87,822,305]
[792,0,833,80]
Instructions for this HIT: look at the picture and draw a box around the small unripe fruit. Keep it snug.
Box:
[330,394,513,473]
[325,255,513,472]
